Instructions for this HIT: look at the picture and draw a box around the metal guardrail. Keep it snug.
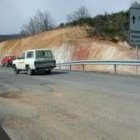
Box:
[57,60,140,74]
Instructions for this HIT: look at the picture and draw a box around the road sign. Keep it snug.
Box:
[130,32,140,45]
[129,8,140,45]
[130,8,140,32]
[129,8,140,75]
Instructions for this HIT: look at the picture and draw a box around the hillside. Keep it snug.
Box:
[0,26,138,74]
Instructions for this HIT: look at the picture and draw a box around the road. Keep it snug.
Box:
[0,67,140,140]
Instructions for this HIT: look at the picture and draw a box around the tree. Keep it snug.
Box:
[131,1,140,8]
[67,6,90,23]
[20,10,55,35]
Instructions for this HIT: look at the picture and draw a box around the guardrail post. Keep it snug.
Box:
[82,64,85,71]
[70,65,72,70]
[114,64,117,74]
[59,66,61,70]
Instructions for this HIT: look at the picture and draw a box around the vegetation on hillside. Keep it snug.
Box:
[65,11,129,42]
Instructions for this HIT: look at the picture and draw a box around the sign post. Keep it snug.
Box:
[136,46,139,74]
[129,8,140,75]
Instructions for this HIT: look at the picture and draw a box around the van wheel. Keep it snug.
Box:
[26,66,33,76]
[14,66,19,74]
[46,69,51,74]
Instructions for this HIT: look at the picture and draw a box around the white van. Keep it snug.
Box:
[12,49,56,75]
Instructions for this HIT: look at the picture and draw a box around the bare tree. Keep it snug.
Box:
[20,10,55,35]
[67,6,90,22]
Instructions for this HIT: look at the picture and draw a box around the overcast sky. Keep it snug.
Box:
[0,0,138,34]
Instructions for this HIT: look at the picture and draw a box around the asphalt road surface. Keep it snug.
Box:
[0,67,140,140]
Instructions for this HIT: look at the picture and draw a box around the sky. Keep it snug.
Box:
[0,0,138,34]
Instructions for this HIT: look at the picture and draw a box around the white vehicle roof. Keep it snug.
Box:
[24,49,52,52]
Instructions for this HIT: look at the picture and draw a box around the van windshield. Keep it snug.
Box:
[36,50,53,59]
